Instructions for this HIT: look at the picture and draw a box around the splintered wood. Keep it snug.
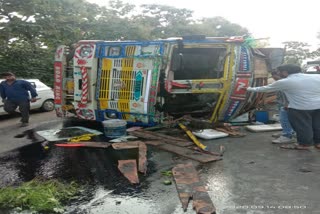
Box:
[138,142,147,175]
[55,142,111,148]
[112,141,147,174]
[129,130,193,147]
[172,163,216,214]
[118,160,139,184]
[130,130,222,163]
[154,143,222,163]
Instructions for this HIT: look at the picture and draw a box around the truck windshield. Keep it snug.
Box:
[171,47,227,80]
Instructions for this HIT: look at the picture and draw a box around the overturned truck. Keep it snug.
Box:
[54,35,284,126]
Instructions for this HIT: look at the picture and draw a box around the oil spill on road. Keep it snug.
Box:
[0,138,158,213]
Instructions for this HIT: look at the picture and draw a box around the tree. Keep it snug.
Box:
[0,0,252,86]
[282,41,320,65]
[133,4,195,38]
[194,17,249,37]
[0,0,101,85]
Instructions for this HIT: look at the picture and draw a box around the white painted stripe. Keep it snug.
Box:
[144,69,152,114]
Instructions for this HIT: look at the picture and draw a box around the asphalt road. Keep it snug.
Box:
[0,110,57,129]
[0,110,62,154]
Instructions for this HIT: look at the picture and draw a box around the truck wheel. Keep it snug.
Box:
[41,99,55,112]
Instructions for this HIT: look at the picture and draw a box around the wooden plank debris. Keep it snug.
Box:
[245,123,282,132]
[215,127,246,137]
[111,141,140,150]
[55,141,111,148]
[138,142,147,175]
[172,163,216,214]
[118,160,139,184]
[129,130,193,147]
[112,141,148,175]
[146,142,221,163]
[138,130,189,142]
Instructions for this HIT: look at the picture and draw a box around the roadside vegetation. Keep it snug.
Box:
[0,178,80,213]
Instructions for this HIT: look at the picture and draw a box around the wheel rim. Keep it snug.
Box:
[43,100,54,111]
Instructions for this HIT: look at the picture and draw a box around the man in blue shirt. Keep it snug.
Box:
[0,72,38,127]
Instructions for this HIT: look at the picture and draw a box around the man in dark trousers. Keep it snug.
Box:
[0,72,38,127]
[247,64,320,150]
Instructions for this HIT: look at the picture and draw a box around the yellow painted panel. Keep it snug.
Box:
[99,58,113,109]
[118,58,134,114]
[100,100,108,109]
[102,58,112,70]
[210,44,235,122]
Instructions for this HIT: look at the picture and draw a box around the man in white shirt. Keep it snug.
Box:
[247,64,320,150]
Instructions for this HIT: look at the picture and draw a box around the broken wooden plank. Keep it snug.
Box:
[56,141,111,148]
[215,127,246,137]
[118,160,139,184]
[143,140,163,146]
[172,163,216,214]
[138,130,189,142]
[80,142,111,148]
[111,141,140,150]
[193,186,216,214]
[126,126,143,132]
[130,130,193,147]
[138,142,147,175]
[148,143,221,163]
[111,141,148,175]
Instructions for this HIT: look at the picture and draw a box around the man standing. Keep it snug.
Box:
[269,71,295,144]
[247,64,320,150]
[0,72,38,127]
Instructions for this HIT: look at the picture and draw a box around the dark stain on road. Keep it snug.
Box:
[0,120,161,213]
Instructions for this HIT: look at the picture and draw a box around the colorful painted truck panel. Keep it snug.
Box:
[54,36,284,126]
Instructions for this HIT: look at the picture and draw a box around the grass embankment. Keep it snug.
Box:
[0,179,80,213]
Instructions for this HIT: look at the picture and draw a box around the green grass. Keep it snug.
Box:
[0,178,80,213]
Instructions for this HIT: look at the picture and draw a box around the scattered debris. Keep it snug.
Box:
[68,133,97,142]
[245,123,282,132]
[299,167,312,173]
[172,162,216,214]
[219,145,226,156]
[36,126,103,142]
[161,171,173,177]
[126,126,143,132]
[112,141,148,175]
[55,142,111,148]
[138,142,147,175]
[129,130,193,147]
[111,141,140,150]
[138,129,190,142]
[192,129,229,140]
[118,160,139,184]
[109,135,138,143]
[180,116,215,130]
[163,180,172,185]
[215,127,246,137]
[55,144,87,148]
[145,142,221,163]
[178,123,207,151]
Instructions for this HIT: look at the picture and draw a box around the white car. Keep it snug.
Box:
[0,79,55,115]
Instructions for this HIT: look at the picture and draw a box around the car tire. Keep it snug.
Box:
[41,99,55,112]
